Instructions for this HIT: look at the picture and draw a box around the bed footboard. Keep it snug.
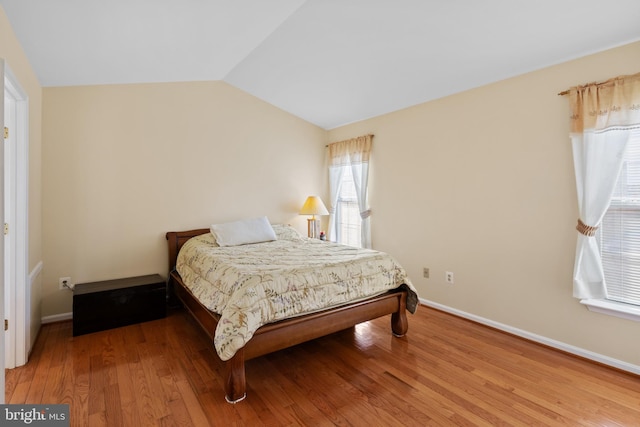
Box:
[222,286,409,403]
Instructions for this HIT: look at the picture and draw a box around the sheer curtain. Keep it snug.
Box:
[570,73,640,299]
[328,134,373,248]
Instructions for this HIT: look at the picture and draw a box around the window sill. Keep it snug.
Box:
[580,298,640,322]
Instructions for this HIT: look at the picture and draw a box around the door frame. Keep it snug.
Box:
[3,62,29,369]
[0,57,5,403]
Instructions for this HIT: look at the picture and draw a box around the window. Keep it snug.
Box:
[335,166,361,247]
[328,134,372,248]
[567,73,640,320]
[599,133,640,307]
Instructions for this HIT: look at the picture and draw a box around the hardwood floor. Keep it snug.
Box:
[6,305,640,426]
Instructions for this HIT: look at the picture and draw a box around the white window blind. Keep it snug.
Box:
[336,166,362,247]
[600,132,640,306]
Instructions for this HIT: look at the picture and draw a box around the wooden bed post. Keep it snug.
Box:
[391,291,408,337]
[225,349,247,403]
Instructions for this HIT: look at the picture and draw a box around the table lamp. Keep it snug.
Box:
[299,196,329,238]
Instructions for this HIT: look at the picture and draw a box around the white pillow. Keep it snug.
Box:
[210,216,277,247]
[272,224,304,241]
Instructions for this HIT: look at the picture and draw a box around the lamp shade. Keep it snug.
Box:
[299,196,329,216]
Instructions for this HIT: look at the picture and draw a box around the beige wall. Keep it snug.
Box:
[42,81,327,317]
[0,7,43,347]
[328,41,640,367]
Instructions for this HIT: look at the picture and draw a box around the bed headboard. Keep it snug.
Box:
[165,228,210,272]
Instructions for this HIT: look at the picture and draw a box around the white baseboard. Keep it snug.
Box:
[420,298,640,376]
[41,312,72,324]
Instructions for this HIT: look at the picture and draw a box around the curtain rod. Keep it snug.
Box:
[325,134,374,147]
[558,78,617,96]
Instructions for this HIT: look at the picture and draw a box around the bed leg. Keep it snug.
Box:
[224,350,247,403]
[391,291,409,337]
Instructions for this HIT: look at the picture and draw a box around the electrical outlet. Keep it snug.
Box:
[445,271,454,284]
[423,267,429,278]
[59,277,72,290]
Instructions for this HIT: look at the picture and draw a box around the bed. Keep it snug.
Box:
[166,221,418,403]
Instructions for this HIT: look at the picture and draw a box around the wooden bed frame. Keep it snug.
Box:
[166,228,410,403]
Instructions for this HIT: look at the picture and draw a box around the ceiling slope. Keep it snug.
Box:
[0,0,305,85]
[2,0,640,129]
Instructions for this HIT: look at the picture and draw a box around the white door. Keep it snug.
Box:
[0,57,7,403]
[4,86,14,369]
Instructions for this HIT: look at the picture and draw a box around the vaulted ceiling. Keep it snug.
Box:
[2,0,640,129]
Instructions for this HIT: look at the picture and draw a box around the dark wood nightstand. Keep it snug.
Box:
[72,274,166,336]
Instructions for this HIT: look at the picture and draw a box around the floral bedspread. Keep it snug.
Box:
[176,224,418,361]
